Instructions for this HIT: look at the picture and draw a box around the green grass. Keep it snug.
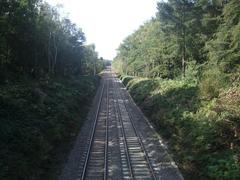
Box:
[122,76,240,179]
[0,75,100,180]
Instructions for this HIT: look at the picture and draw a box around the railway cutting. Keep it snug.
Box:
[59,67,184,180]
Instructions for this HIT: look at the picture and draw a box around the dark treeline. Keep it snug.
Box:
[0,0,109,179]
[114,0,239,179]
[0,0,105,80]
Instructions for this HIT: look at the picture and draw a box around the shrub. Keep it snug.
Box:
[199,67,228,99]
[0,76,99,180]
[124,76,240,179]
[121,76,134,86]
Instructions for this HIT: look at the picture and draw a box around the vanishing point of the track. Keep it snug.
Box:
[59,67,184,180]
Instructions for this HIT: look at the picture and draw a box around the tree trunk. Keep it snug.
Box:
[48,32,52,74]
[52,33,58,75]
[181,3,186,77]
[93,61,96,76]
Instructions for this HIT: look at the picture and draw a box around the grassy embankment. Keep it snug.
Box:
[0,75,100,180]
[120,75,240,179]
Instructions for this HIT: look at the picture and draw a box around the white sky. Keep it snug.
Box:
[46,0,159,60]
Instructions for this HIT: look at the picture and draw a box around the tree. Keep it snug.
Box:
[206,0,240,74]
[157,0,194,76]
[0,0,102,80]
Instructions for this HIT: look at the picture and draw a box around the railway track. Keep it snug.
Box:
[77,69,183,180]
[113,76,157,180]
[80,77,109,180]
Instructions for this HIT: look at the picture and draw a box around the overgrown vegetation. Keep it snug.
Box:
[113,0,240,179]
[123,77,239,179]
[0,0,106,78]
[0,76,100,179]
[0,0,107,179]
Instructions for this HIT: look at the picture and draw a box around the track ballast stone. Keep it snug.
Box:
[59,69,184,180]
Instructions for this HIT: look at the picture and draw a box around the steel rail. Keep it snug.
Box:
[81,79,106,180]
[116,77,158,180]
[104,79,109,180]
[113,77,134,180]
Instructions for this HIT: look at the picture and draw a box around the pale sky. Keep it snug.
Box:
[46,0,159,60]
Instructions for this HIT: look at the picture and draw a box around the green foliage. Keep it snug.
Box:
[199,67,228,99]
[112,0,240,179]
[121,76,134,86]
[113,0,225,78]
[0,3,105,178]
[124,77,240,179]
[0,76,100,179]
[206,0,240,73]
[113,19,176,78]
[1,0,239,179]
[0,0,104,79]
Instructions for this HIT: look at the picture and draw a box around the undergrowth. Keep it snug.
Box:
[123,76,240,179]
[0,75,100,180]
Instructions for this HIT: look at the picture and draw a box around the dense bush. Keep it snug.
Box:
[124,77,240,179]
[199,67,228,100]
[121,76,134,86]
[114,0,240,179]
[0,1,105,179]
[0,76,100,180]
